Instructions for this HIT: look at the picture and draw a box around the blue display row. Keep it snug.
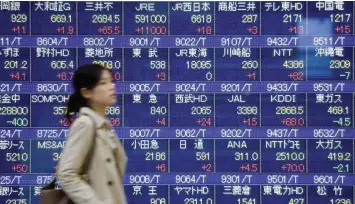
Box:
[2,92,354,127]
[1,1,355,36]
[0,173,353,185]
[0,82,354,93]
[2,46,354,82]
[1,136,353,174]
[1,185,354,204]
[0,36,352,47]
[0,128,354,139]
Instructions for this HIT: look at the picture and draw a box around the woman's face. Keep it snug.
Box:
[89,70,117,108]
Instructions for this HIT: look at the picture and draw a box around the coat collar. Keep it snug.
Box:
[78,107,109,129]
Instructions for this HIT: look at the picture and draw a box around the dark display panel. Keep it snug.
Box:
[0,1,355,203]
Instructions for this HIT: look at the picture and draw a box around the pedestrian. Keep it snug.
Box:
[56,64,127,204]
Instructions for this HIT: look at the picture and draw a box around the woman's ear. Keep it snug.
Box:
[80,88,92,100]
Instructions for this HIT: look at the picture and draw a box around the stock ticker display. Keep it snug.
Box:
[1,1,355,204]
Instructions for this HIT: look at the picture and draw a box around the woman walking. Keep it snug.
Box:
[56,64,127,204]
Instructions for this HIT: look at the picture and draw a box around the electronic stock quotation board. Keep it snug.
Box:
[1,1,355,204]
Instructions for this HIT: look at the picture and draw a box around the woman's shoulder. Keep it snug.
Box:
[69,114,95,130]
[65,115,96,142]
